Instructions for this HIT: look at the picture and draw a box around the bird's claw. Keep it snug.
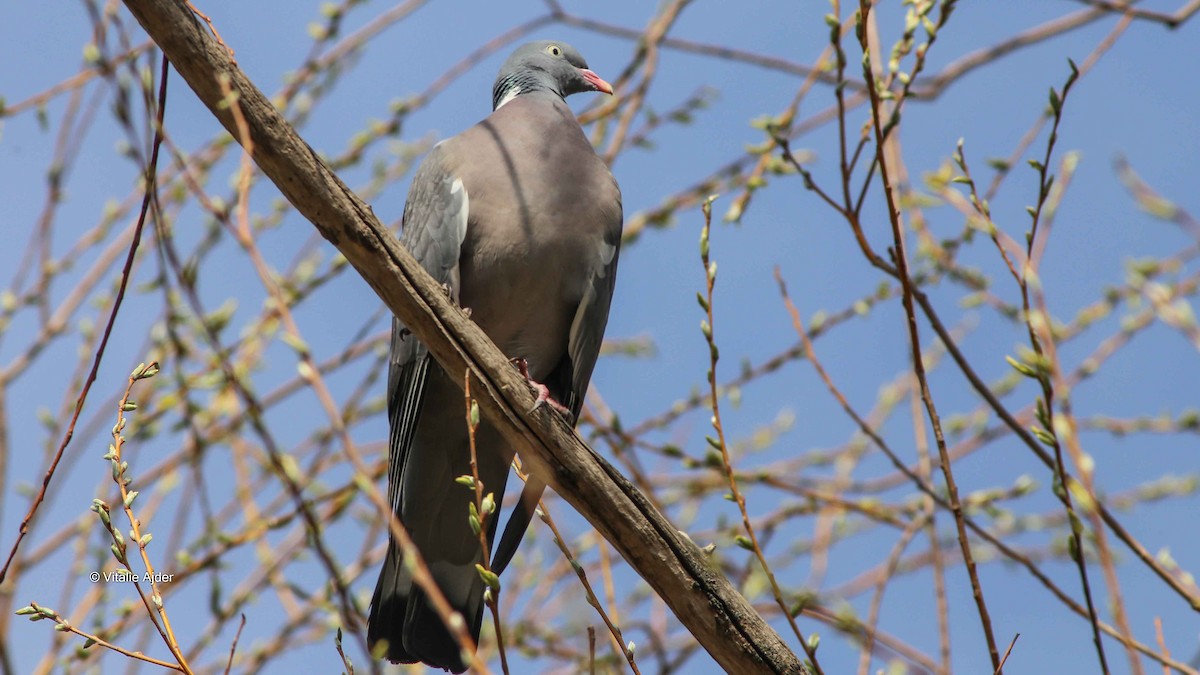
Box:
[511,358,574,421]
[529,382,573,419]
[440,282,471,317]
[510,357,532,379]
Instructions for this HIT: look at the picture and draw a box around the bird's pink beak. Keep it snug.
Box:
[580,68,614,95]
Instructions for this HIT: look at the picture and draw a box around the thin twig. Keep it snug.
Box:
[15,603,184,672]
[223,615,247,675]
[465,374,510,674]
[699,199,820,673]
[536,500,641,674]
[995,634,1020,675]
[0,53,169,585]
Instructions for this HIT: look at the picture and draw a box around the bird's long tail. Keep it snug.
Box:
[367,431,513,672]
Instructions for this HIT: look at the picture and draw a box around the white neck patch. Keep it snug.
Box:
[495,86,522,110]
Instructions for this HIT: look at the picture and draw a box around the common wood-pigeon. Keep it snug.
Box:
[367,40,621,672]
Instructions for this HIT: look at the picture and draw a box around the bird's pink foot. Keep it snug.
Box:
[510,358,573,419]
[529,382,573,417]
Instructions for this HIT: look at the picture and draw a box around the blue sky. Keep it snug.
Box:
[2,1,1199,673]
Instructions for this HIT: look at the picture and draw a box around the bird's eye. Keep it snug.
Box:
[546,44,561,57]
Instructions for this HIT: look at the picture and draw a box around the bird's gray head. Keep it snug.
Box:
[492,40,613,110]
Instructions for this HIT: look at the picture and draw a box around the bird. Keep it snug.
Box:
[367,40,621,673]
